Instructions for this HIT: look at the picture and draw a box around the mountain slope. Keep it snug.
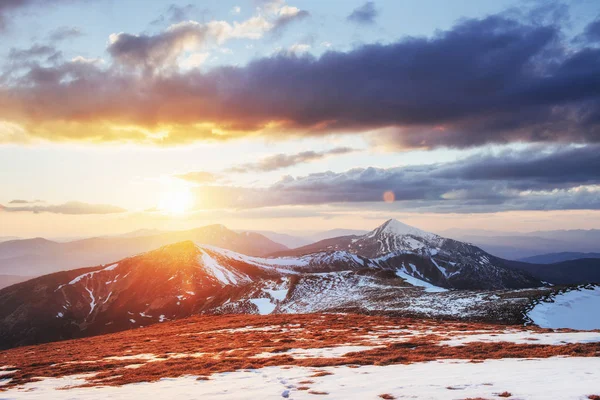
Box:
[0,241,372,348]
[0,225,287,278]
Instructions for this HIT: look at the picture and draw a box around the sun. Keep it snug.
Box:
[158,187,193,215]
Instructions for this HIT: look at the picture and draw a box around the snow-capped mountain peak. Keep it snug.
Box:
[372,219,438,240]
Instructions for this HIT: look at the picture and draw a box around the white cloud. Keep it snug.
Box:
[288,43,311,55]
[180,52,210,69]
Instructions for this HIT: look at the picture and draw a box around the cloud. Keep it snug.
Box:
[0,201,127,214]
[49,26,83,42]
[188,145,600,213]
[1,8,600,147]
[228,147,356,173]
[151,4,208,26]
[8,199,43,204]
[271,6,310,37]
[176,171,219,183]
[107,17,271,71]
[0,0,86,33]
[8,44,62,63]
[583,17,600,42]
[286,43,311,55]
[347,2,378,25]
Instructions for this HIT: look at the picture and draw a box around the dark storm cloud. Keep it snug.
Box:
[1,8,600,147]
[582,17,600,42]
[191,146,600,212]
[347,2,378,25]
[0,201,127,214]
[227,147,356,173]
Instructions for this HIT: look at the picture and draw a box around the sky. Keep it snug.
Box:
[1,0,600,238]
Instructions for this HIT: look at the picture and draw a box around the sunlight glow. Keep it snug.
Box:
[158,187,194,215]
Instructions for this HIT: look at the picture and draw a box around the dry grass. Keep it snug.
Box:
[0,313,596,391]
[497,392,512,397]
[378,394,396,399]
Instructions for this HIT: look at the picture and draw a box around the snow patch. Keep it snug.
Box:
[528,286,600,330]
[441,331,600,346]
[249,298,276,315]
[395,267,447,293]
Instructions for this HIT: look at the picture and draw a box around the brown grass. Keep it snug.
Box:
[379,394,396,399]
[310,371,334,377]
[497,392,512,398]
[0,313,596,391]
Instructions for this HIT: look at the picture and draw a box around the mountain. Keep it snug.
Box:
[0,275,32,290]
[240,230,311,249]
[529,229,600,250]
[274,219,540,290]
[0,241,371,348]
[305,228,369,243]
[0,236,20,243]
[443,229,600,260]
[110,228,167,238]
[505,258,600,285]
[519,252,600,264]
[0,220,550,349]
[440,234,574,260]
[0,225,287,278]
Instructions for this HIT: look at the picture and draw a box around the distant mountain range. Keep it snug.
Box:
[242,229,370,248]
[519,252,600,264]
[505,258,600,285]
[0,225,287,278]
[442,229,600,260]
[238,230,312,249]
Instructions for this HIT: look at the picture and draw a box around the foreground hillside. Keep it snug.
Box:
[0,313,599,399]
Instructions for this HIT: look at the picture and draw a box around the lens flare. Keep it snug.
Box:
[383,191,395,203]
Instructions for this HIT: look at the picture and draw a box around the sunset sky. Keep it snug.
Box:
[1,0,600,238]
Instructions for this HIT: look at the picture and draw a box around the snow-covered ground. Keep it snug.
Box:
[251,345,381,359]
[528,286,600,330]
[2,358,600,399]
[440,330,600,346]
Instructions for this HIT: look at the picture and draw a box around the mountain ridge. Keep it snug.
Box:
[0,219,551,349]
